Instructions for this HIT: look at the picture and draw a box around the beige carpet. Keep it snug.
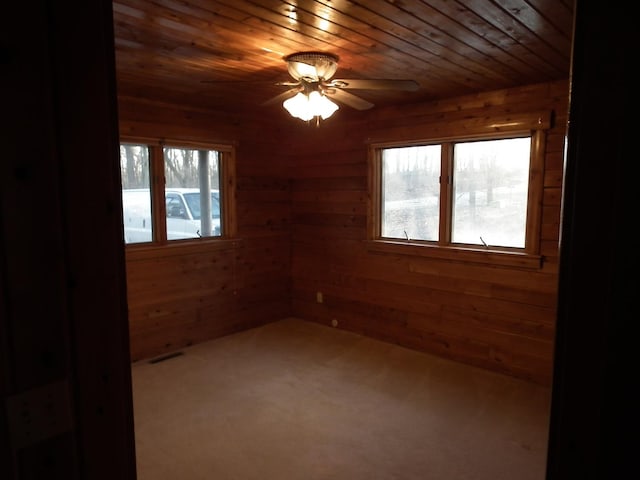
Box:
[131,317,551,480]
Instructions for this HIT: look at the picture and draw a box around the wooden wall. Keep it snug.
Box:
[118,80,568,385]
[118,98,292,361]
[288,80,569,386]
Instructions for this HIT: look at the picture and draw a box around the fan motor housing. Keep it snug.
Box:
[285,51,339,81]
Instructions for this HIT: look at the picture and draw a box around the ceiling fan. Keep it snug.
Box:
[262,51,420,117]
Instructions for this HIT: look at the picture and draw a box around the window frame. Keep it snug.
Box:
[368,125,547,269]
[120,137,237,248]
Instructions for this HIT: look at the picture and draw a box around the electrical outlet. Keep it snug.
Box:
[316,291,323,303]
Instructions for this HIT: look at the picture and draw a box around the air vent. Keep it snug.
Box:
[149,351,184,364]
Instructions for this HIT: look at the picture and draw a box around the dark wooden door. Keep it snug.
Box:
[1,2,136,479]
[546,1,636,478]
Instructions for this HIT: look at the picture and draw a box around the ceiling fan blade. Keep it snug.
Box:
[261,87,300,106]
[331,78,419,91]
[328,89,374,110]
[275,81,301,87]
[200,79,272,84]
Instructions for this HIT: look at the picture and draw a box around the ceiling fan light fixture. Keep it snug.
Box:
[285,52,339,81]
[283,90,339,121]
[265,50,417,117]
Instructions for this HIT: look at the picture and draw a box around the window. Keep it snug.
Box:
[381,144,441,242]
[452,137,531,248]
[119,140,236,245]
[370,130,546,265]
[120,144,152,244]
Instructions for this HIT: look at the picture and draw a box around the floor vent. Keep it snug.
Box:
[149,351,184,364]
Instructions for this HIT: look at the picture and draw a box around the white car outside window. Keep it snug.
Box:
[122,188,221,243]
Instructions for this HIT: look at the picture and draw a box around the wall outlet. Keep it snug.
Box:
[316,291,323,303]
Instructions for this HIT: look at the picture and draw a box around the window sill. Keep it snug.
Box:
[125,237,243,261]
[366,240,542,269]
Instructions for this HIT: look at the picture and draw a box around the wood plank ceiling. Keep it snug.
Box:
[112,0,575,115]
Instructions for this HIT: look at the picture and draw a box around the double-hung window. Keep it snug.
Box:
[119,140,236,245]
[370,129,546,267]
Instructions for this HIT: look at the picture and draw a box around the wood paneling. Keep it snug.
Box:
[119,79,568,385]
[289,80,569,385]
[119,100,291,361]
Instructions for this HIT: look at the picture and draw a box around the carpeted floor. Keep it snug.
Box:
[131,317,551,480]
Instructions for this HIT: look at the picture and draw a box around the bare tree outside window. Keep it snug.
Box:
[120,144,150,189]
